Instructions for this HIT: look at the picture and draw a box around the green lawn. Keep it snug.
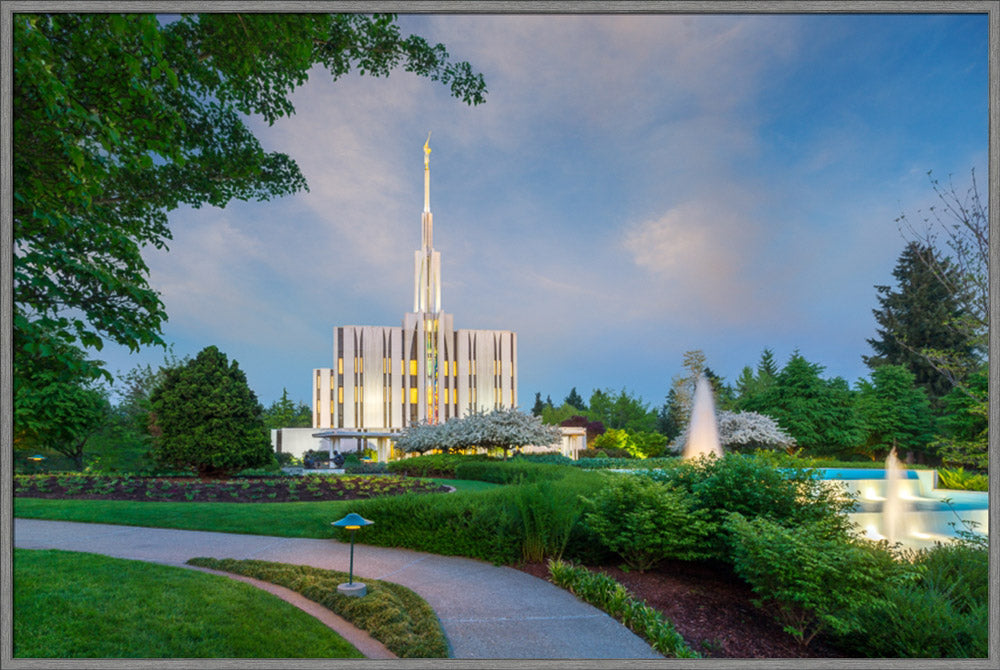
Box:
[14,481,498,537]
[426,477,499,493]
[14,497,356,537]
[13,548,363,658]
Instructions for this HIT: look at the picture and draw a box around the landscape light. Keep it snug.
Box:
[332,512,374,596]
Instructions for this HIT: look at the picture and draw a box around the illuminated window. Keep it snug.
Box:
[316,374,321,389]
[410,388,419,404]
[452,361,457,376]
[356,357,363,374]
[410,360,418,375]
[338,358,343,374]
[338,387,344,403]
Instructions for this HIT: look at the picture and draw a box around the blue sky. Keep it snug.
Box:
[97,12,989,411]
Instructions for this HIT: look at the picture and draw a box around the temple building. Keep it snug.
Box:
[273,137,519,462]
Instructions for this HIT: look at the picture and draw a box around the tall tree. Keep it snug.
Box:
[262,388,312,430]
[934,363,988,470]
[13,344,110,470]
[13,13,486,387]
[667,349,707,429]
[149,346,273,478]
[564,387,587,412]
[855,365,936,462]
[587,388,657,433]
[864,242,975,404]
[735,348,779,408]
[740,351,863,457]
[656,387,684,442]
[530,392,545,417]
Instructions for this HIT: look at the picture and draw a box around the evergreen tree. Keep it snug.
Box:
[530,392,545,417]
[149,346,273,478]
[587,388,657,433]
[734,349,779,410]
[741,351,863,457]
[855,365,936,461]
[864,242,976,404]
[262,388,312,430]
[656,388,684,442]
[564,387,587,412]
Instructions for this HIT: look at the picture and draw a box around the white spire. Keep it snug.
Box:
[414,134,441,314]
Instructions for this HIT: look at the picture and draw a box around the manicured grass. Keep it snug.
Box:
[188,558,449,658]
[13,548,363,658]
[14,498,356,537]
[14,485,498,537]
[425,477,500,493]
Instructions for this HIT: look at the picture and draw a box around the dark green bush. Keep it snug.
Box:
[386,453,489,478]
[344,461,390,475]
[645,453,854,557]
[724,512,911,648]
[341,489,523,564]
[581,474,715,571]
[835,582,987,657]
[345,469,606,565]
[452,460,575,485]
[831,538,989,657]
[512,474,596,562]
[511,451,573,465]
[572,457,678,470]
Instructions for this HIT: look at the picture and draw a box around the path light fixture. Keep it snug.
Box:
[332,512,374,597]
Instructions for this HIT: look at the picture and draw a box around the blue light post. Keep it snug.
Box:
[332,512,374,597]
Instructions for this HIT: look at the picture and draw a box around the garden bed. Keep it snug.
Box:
[13,474,449,503]
[519,559,845,658]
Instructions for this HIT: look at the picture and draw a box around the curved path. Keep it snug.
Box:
[14,519,662,660]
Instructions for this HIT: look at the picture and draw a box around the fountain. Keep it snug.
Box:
[882,446,911,544]
[683,374,724,459]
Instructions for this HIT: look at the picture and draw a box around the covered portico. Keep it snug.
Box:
[311,428,402,463]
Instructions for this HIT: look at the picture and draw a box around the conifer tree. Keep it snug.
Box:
[149,346,273,478]
[864,242,976,404]
[564,387,587,412]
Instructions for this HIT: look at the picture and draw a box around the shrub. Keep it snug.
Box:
[453,460,574,485]
[344,461,389,475]
[511,451,573,465]
[512,475,592,562]
[936,466,988,491]
[724,513,913,647]
[341,489,523,564]
[830,533,988,657]
[645,453,854,557]
[547,559,700,658]
[572,457,678,470]
[386,453,489,478]
[581,474,715,571]
[835,581,987,657]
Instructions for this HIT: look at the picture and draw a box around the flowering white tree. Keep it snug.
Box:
[669,410,797,454]
[717,410,797,453]
[394,408,561,457]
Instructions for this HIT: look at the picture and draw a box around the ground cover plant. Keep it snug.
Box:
[547,559,700,658]
[187,558,449,658]
[13,548,363,658]
[14,472,448,502]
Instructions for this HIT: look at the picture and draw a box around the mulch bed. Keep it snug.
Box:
[518,559,847,659]
[14,474,449,503]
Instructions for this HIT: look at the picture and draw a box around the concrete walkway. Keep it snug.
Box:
[14,519,662,660]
